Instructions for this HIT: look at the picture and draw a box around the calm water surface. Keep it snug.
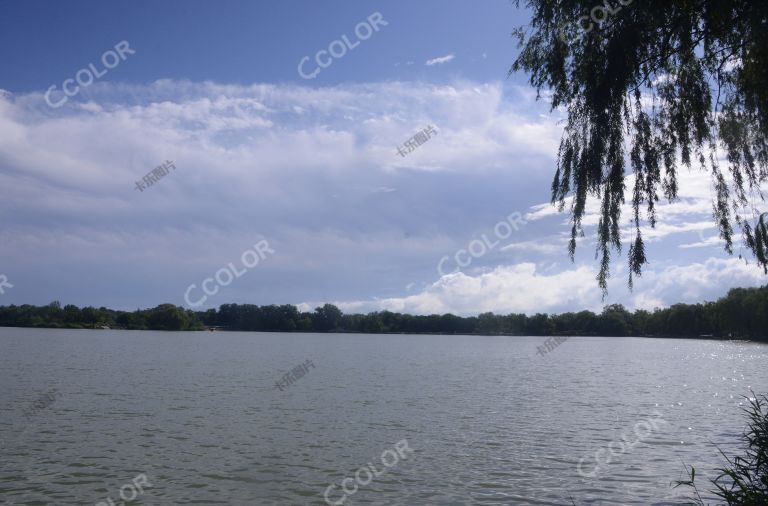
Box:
[1,328,767,505]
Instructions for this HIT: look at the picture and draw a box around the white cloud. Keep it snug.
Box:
[500,239,562,255]
[634,220,715,242]
[321,257,766,316]
[327,263,602,315]
[679,235,724,249]
[0,80,561,208]
[369,186,396,194]
[425,54,455,66]
[2,79,765,310]
[629,257,766,310]
[521,162,767,257]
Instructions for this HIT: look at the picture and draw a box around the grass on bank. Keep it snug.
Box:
[675,393,768,505]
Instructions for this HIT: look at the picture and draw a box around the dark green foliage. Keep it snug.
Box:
[312,303,343,331]
[1,286,766,339]
[676,393,768,505]
[512,0,768,290]
[711,393,768,504]
[145,304,199,331]
[215,304,305,331]
[0,302,202,330]
[202,285,752,340]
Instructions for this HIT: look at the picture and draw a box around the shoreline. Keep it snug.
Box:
[0,324,758,343]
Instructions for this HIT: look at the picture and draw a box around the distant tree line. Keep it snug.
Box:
[197,286,767,341]
[0,286,766,340]
[0,302,202,330]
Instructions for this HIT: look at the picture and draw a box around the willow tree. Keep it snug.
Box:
[511,0,768,291]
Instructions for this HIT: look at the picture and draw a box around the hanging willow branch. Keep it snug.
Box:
[512,0,768,291]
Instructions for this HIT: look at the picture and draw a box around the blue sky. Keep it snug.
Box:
[1,0,765,314]
[0,0,523,89]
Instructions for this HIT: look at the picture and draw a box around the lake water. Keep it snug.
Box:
[1,328,766,505]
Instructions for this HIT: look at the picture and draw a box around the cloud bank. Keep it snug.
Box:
[0,79,764,312]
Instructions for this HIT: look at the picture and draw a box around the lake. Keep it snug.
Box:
[1,328,766,505]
